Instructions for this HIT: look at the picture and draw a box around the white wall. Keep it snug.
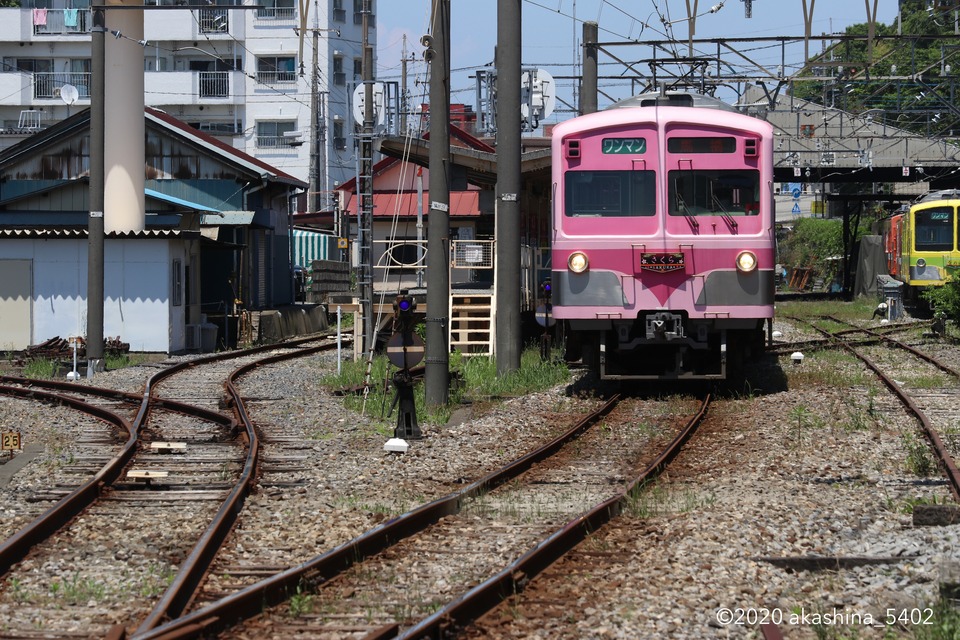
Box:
[0,237,181,352]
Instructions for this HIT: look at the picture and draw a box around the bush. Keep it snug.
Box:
[778,217,845,281]
[922,279,960,325]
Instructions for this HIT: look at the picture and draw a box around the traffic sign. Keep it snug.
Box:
[792,202,801,215]
[791,187,801,199]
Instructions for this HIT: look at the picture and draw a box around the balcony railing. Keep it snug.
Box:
[257,134,297,149]
[256,70,296,85]
[33,72,92,100]
[199,71,229,98]
[256,6,295,19]
[198,9,229,33]
[32,8,91,35]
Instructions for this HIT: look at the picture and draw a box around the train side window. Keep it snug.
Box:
[914,206,955,252]
[564,170,656,217]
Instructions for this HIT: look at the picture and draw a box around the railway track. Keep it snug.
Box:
[4,314,959,638]
[129,391,710,639]
[0,335,340,638]
[792,316,960,500]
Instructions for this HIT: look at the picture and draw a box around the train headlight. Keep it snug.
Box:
[568,251,589,273]
[917,258,927,269]
[736,250,758,273]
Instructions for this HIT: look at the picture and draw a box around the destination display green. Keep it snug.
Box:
[602,138,646,154]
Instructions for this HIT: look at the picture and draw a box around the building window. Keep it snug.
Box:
[198,8,229,32]
[172,259,183,306]
[333,121,346,149]
[257,120,297,148]
[256,56,296,84]
[353,0,375,26]
[256,0,295,19]
[332,0,345,22]
[353,58,362,80]
[333,56,345,86]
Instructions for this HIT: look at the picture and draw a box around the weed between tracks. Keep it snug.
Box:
[321,347,572,429]
[623,481,717,518]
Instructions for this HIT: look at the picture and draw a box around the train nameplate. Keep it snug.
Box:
[640,253,685,272]
[1,432,21,451]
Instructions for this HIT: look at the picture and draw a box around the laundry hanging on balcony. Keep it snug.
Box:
[64,9,78,27]
[32,8,47,26]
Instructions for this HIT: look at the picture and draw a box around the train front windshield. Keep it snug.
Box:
[668,169,761,216]
[564,170,657,217]
[914,206,955,252]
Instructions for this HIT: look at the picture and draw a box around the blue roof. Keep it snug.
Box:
[145,188,221,213]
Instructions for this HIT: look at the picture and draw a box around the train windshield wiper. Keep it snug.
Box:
[676,194,699,229]
[711,194,739,230]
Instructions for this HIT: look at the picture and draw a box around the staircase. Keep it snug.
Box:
[448,293,493,356]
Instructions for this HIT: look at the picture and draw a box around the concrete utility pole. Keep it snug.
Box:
[87,6,105,376]
[425,0,450,408]
[359,0,374,356]
[495,0,521,375]
[308,26,321,214]
[582,21,598,115]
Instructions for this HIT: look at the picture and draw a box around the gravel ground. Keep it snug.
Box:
[467,316,960,639]
[1,316,960,639]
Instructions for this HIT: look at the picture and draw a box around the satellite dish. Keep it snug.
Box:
[520,69,556,130]
[59,84,79,105]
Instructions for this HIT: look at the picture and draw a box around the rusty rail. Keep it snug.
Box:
[0,382,135,577]
[795,317,960,501]
[392,393,711,640]
[130,394,624,640]
[0,335,332,583]
[133,342,337,634]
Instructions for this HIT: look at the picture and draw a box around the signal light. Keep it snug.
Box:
[540,279,552,300]
[393,291,417,334]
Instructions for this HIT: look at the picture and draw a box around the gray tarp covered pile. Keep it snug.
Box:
[854,235,887,297]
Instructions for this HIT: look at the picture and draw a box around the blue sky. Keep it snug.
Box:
[375,0,901,121]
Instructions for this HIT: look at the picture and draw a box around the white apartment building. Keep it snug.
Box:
[0,0,377,208]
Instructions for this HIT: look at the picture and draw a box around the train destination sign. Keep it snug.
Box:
[640,253,685,272]
[602,137,646,154]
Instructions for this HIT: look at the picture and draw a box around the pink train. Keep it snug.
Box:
[550,92,775,380]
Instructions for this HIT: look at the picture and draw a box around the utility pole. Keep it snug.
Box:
[425,0,450,408]
[359,0,374,357]
[308,26,321,215]
[495,0,521,375]
[582,21,598,115]
[400,36,413,135]
[87,6,105,377]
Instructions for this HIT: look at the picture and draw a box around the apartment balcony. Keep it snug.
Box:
[32,8,91,35]
[0,68,246,108]
[143,9,240,41]
[0,71,88,106]
[0,6,243,43]
[146,70,244,105]
[34,72,91,100]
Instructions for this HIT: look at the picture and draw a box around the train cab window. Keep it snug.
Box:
[564,170,656,217]
[668,169,760,216]
[914,206,955,252]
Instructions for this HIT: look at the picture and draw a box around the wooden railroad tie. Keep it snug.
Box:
[126,470,170,484]
[149,442,187,454]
